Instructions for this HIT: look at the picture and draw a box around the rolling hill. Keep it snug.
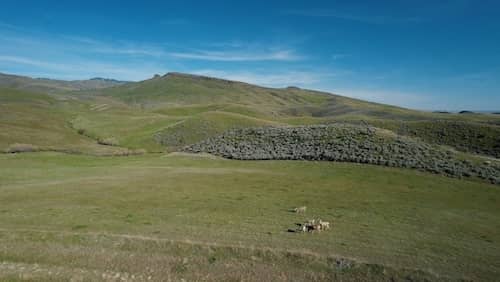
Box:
[83,72,431,120]
[0,71,498,165]
[1,71,500,280]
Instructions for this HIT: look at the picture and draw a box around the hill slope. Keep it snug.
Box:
[1,71,499,160]
[81,72,500,155]
[85,72,427,119]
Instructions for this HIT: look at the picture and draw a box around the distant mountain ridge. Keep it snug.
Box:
[88,77,129,83]
[0,72,128,93]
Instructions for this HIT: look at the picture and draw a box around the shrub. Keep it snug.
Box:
[5,143,39,153]
[109,148,147,156]
[131,149,147,155]
[97,137,119,146]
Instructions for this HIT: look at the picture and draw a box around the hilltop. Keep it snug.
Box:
[83,72,426,119]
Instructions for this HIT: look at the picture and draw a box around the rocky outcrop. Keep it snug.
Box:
[184,124,500,184]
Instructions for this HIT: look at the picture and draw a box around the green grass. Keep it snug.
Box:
[0,152,499,280]
[3,73,500,157]
[81,72,500,157]
[0,88,120,155]
[69,110,182,152]
[154,111,283,149]
[2,71,500,280]
[83,73,332,110]
[364,119,500,158]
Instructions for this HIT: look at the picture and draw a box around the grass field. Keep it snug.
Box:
[1,73,500,281]
[1,152,499,281]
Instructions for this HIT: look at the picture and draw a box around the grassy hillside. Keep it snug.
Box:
[0,88,115,154]
[86,72,500,123]
[86,72,428,120]
[2,72,499,160]
[82,73,331,112]
[154,111,284,149]
[0,87,167,154]
[1,72,500,280]
[0,152,499,281]
[79,72,500,156]
[365,120,500,158]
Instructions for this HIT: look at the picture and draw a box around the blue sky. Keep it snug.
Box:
[0,0,499,110]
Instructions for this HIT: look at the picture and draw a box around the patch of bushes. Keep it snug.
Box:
[109,148,147,156]
[184,124,500,184]
[97,137,119,146]
[4,143,40,153]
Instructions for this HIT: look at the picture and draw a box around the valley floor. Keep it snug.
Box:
[0,152,499,281]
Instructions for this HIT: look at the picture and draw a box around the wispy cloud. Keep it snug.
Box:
[0,55,70,71]
[0,21,310,82]
[59,34,304,62]
[0,55,165,81]
[284,9,426,24]
[169,49,301,62]
[61,36,168,57]
[44,33,303,62]
[1,22,306,64]
[93,46,166,57]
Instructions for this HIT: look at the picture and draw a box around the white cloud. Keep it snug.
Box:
[169,49,301,62]
[0,55,70,71]
[61,36,167,57]
[0,55,164,81]
[12,31,303,62]
[1,24,306,64]
[60,34,302,62]
[92,46,166,57]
